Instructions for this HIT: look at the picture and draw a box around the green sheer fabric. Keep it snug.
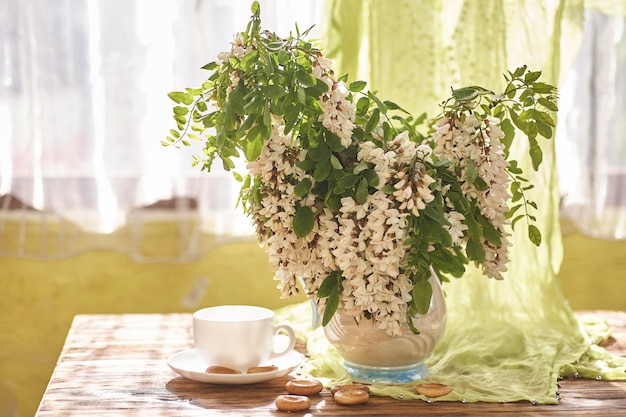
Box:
[277,0,626,405]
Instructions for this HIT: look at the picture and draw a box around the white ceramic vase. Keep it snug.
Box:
[322,271,447,384]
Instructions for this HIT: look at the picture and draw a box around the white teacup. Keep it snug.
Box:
[193,305,296,372]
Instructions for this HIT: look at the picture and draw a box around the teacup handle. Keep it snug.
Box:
[270,323,296,357]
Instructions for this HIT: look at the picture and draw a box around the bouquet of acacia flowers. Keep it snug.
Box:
[164,2,557,336]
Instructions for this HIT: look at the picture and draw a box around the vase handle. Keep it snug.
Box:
[309,299,321,329]
[299,278,321,329]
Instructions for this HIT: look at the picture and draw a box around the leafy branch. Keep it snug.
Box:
[162,1,559,332]
[437,65,558,246]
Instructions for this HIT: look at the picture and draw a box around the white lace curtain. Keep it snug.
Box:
[556,8,626,239]
[0,0,321,260]
[0,0,624,261]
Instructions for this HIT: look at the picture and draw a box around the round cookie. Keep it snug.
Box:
[275,394,311,412]
[285,379,323,396]
[330,384,370,395]
[205,365,241,374]
[247,365,278,374]
[333,388,369,405]
[415,383,453,398]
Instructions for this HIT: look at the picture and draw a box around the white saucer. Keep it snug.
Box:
[167,349,305,384]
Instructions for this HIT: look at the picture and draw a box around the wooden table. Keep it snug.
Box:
[35,311,626,416]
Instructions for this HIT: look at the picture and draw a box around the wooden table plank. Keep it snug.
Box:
[35,311,626,416]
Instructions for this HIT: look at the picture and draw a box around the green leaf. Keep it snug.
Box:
[240,50,259,73]
[355,178,368,204]
[173,106,189,116]
[330,154,343,170]
[277,50,290,65]
[500,118,515,152]
[536,120,552,139]
[466,237,485,263]
[236,114,256,138]
[201,61,219,71]
[538,97,558,112]
[467,159,478,184]
[506,204,523,219]
[283,108,300,134]
[264,84,285,99]
[519,89,534,106]
[423,203,447,225]
[356,97,370,116]
[322,290,339,326]
[406,316,420,334]
[334,173,360,193]
[362,169,380,187]
[244,94,262,113]
[168,91,194,105]
[313,158,332,181]
[297,86,306,104]
[504,83,517,99]
[382,121,392,141]
[526,121,538,140]
[432,248,466,277]
[529,138,543,170]
[325,192,341,211]
[308,141,330,161]
[263,104,271,127]
[243,128,264,161]
[511,214,525,229]
[513,65,528,77]
[528,224,542,246]
[508,160,523,174]
[509,109,527,131]
[221,155,235,171]
[318,271,341,297]
[463,209,482,238]
[534,109,556,127]
[296,158,315,171]
[452,87,479,101]
[296,70,317,87]
[293,206,314,237]
[353,162,369,174]
[365,108,380,133]
[348,81,367,92]
[532,82,555,94]
[369,92,388,114]
[411,279,433,315]
[477,215,502,246]
[524,70,542,83]
[383,100,406,112]
[294,178,313,198]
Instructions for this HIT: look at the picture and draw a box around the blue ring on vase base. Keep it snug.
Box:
[342,360,429,384]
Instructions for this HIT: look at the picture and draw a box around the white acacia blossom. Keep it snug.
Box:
[318,81,356,148]
[433,115,512,280]
[217,33,249,63]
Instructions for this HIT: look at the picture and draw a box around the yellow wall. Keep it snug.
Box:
[557,231,626,311]
[0,239,305,417]
[1,230,625,417]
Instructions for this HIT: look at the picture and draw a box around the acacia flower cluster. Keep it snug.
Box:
[165,3,557,336]
[433,115,512,280]
[246,118,442,335]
